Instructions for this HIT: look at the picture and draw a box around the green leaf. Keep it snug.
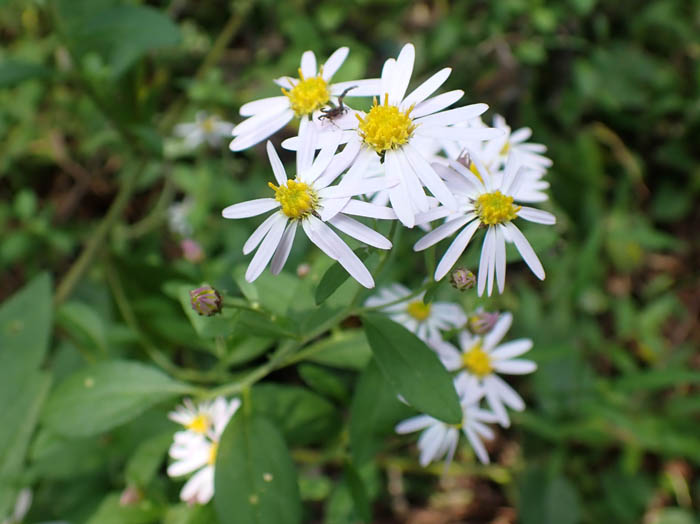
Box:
[349,360,413,465]
[315,248,369,305]
[0,273,53,515]
[343,463,371,523]
[251,384,340,446]
[304,329,372,370]
[518,470,581,524]
[58,4,181,76]
[0,60,51,88]
[0,272,52,374]
[43,360,193,437]
[236,310,299,339]
[86,493,162,524]
[214,413,302,524]
[125,431,173,488]
[56,301,108,355]
[361,314,462,424]
[298,363,349,403]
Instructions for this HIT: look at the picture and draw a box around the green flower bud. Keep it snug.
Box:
[449,268,476,291]
[190,285,222,316]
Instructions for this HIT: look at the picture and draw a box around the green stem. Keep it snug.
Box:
[104,258,225,386]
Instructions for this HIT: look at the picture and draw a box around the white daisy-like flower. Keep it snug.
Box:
[301,43,501,228]
[174,111,234,149]
[484,114,552,172]
[167,397,240,504]
[395,378,499,465]
[229,47,380,152]
[413,152,556,295]
[222,129,395,288]
[364,283,466,341]
[433,312,536,428]
[167,199,193,237]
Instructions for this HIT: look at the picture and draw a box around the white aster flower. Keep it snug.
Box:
[434,312,536,428]
[229,47,380,151]
[222,129,395,287]
[484,114,552,172]
[395,378,499,465]
[167,397,240,504]
[364,283,466,341]
[414,152,556,295]
[303,43,501,228]
[175,111,234,149]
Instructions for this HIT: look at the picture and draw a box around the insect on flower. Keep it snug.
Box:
[318,85,357,123]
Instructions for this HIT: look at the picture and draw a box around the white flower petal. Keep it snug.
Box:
[240,96,290,117]
[464,426,490,464]
[504,222,545,280]
[435,220,480,280]
[483,376,510,427]
[495,225,507,294]
[303,131,342,184]
[243,212,279,255]
[245,214,288,282]
[230,110,295,152]
[483,312,513,351]
[321,47,349,80]
[388,179,415,228]
[415,125,503,142]
[490,339,533,361]
[411,90,464,119]
[380,58,396,98]
[491,375,526,411]
[296,119,316,175]
[493,359,537,375]
[414,215,474,251]
[266,141,288,185]
[328,214,391,249]
[390,43,415,105]
[304,216,374,288]
[518,206,556,225]
[401,68,453,109]
[270,221,298,275]
[222,198,279,219]
[180,465,214,504]
[415,103,488,127]
[300,50,317,77]
[341,199,396,220]
[396,415,434,434]
[331,78,382,97]
[393,148,429,213]
[402,144,457,209]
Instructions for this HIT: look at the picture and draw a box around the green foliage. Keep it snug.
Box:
[0,0,698,522]
[214,412,302,524]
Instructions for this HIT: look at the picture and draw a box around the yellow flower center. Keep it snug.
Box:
[282,68,331,117]
[186,414,210,434]
[208,441,218,465]
[461,342,493,377]
[356,94,416,153]
[269,178,318,220]
[474,191,520,225]
[406,300,431,322]
[201,116,216,133]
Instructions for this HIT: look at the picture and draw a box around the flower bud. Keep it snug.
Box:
[190,285,222,316]
[119,485,142,506]
[468,310,500,335]
[449,268,475,291]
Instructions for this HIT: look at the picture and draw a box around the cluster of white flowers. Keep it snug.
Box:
[166,397,239,504]
[369,291,535,465]
[218,43,555,293]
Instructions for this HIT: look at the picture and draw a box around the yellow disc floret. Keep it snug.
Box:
[186,414,210,434]
[462,341,493,377]
[406,300,431,322]
[208,441,218,465]
[474,191,520,225]
[269,178,318,220]
[282,68,331,117]
[201,116,216,133]
[356,94,416,153]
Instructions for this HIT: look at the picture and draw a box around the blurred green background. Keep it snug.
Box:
[1,0,698,523]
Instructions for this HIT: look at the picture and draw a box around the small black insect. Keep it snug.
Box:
[318,86,357,122]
